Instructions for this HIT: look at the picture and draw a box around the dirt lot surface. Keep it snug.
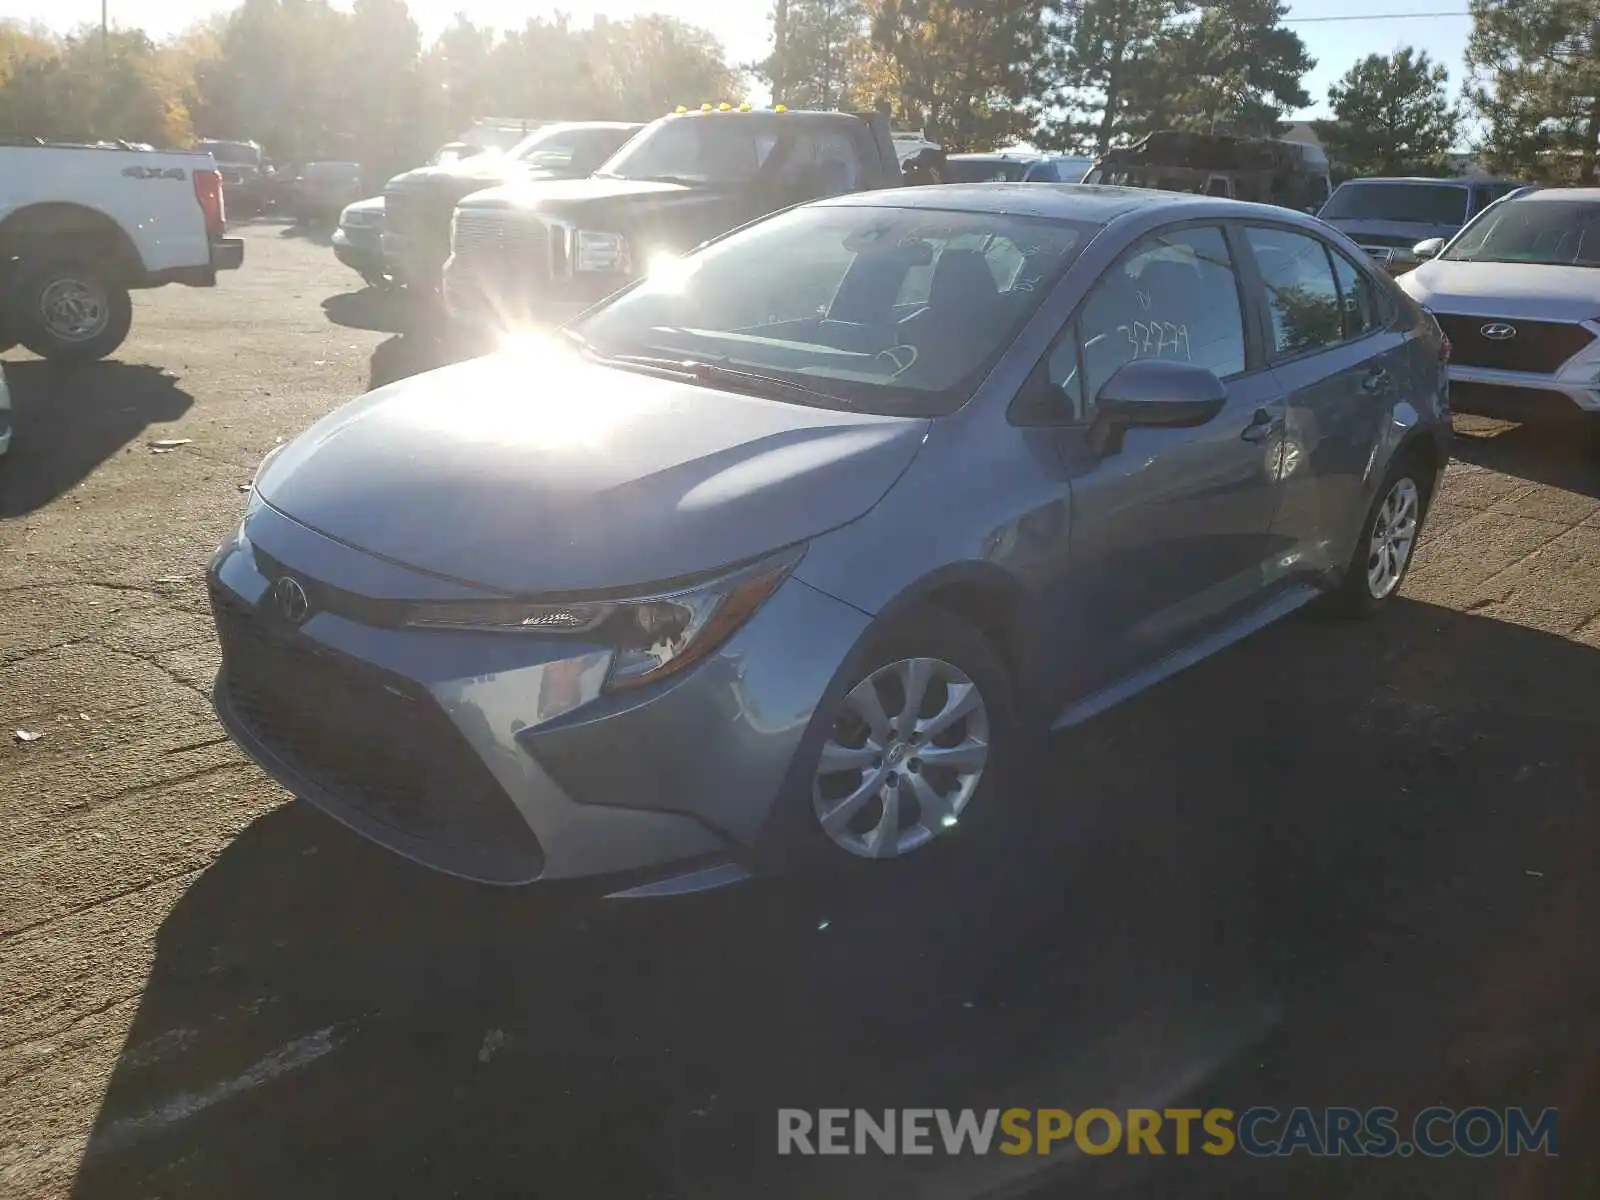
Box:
[2,223,1597,1198]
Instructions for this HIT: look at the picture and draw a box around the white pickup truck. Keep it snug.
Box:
[0,138,245,362]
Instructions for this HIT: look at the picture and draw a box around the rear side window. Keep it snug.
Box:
[1329,250,1379,339]
[1244,226,1344,358]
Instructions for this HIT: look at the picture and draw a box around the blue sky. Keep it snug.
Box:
[13,1,1478,120]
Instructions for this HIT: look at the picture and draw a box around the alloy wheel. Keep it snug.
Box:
[1366,476,1420,600]
[811,656,991,859]
[38,277,110,343]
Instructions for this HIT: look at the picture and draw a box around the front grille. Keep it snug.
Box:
[451,211,552,278]
[382,186,455,270]
[1356,233,1422,249]
[1432,313,1595,374]
[211,583,544,882]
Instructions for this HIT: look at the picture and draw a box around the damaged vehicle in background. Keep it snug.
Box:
[209,185,1450,894]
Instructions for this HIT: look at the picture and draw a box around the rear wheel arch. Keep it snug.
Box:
[0,203,145,282]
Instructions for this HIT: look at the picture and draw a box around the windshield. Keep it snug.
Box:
[948,159,1032,183]
[572,203,1092,417]
[1442,198,1600,266]
[510,125,638,172]
[596,117,779,185]
[1320,181,1468,225]
[196,141,259,165]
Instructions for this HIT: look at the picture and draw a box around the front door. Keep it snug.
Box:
[1036,223,1290,701]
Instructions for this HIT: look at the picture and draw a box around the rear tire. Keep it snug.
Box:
[11,260,132,363]
[1328,450,1433,617]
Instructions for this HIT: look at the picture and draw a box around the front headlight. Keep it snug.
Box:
[575,230,630,273]
[403,546,803,694]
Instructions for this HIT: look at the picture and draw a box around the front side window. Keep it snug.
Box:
[1245,226,1344,358]
[772,130,864,198]
[574,204,1094,417]
[1045,224,1247,423]
[1442,198,1600,267]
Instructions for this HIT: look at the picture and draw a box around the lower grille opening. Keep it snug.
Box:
[212,584,544,882]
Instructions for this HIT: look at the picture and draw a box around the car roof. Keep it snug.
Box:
[544,120,643,132]
[1509,186,1600,202]
[949,152,1037,162]
[1336,176,1518,187]
[821,182,1316,226]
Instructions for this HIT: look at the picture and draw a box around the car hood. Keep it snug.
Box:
[255,346,929,594]
[1400,260,1600,321]
[1322,217,1461,245]
[386,160,577,197]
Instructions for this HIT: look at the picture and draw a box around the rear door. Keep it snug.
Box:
[1237,223,1407,578]
[1036,222,1292,698]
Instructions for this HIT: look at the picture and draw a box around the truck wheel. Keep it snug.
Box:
[11,261,133,363]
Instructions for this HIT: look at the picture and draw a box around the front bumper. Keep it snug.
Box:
[441,252,604,331]
[332,228,384,276]
[207,498,869,884]
[212,237,244,272]
[1448,365,1600,417]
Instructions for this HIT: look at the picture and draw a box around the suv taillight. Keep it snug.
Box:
[193,168,226,237]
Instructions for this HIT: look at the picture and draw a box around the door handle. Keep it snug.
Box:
[1240,409,1281,443]
[1362,367,1392,393]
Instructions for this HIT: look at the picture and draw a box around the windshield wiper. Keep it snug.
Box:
[573,341,844,404]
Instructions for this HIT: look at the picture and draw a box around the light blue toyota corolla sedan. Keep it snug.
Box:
[208,185,1451,895]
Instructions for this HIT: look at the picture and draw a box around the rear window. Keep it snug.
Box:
[1320,182,1469,225]
[947,159,1031,183]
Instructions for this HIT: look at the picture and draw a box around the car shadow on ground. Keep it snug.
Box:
[279,223,336,247]
[68,600,1600,1198]
[1451,415,1600,498]
[0,360,195,517]
[322,288,425,340]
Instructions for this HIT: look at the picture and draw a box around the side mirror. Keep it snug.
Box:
[1091,359,1227,455]
[1413,237,1445,260]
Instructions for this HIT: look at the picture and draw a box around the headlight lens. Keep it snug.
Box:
[575,229,630,273]
[402,546,803,693]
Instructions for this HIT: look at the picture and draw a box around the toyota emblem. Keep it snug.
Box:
[272,576,311,624]
[1480,322,1518,341]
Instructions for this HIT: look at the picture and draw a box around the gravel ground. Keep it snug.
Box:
[1,223,1597,1198]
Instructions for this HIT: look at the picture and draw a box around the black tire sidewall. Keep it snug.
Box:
[12,261,133,363]
[755,604,1018,879]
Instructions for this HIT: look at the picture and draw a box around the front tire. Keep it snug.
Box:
[11,261,132,363]
[1330,451,1431,617]
[772,606,1016,874]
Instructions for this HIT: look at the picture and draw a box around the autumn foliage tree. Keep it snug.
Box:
[0,4,738,176]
